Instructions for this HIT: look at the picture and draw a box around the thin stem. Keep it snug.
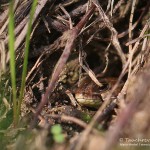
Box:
[8,0,17,126]
[18,0,38,119]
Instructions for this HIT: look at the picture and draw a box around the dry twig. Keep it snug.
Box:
[32,3,96,127]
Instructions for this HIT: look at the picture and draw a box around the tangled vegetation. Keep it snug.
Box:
[0,0,150,150]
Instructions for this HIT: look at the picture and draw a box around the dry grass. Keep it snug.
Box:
[0,0,150,149]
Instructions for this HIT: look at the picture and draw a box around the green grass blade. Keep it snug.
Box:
[8,0,17,126]
[17,0,38,117]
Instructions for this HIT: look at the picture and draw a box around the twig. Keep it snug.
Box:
[128,0,137,76]
[113,0,125,14]
[0,0,19,35]
[26,53,44,81]
[106,0,115,16]
[104,61,150,150]
[92,0,126,65]
[46,114,87,128]
[65,90,77,106]
[59,4,73,29]
[125,34,150,46]
[46,3,87,32]
[31,4,96,127]
[14,0,48,50]
[118,0,150,38]
[79,50,103,87]
[118,23,149,101]
[127,23,149,77]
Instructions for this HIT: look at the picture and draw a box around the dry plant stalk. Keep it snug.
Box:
[32,3,96,126]
[105,56,150,150]
[92,0,126,65]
